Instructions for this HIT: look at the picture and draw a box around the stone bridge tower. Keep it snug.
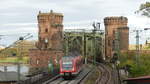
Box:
[104,16,129,59]
[29,10,64,71]
[36,10,63,50]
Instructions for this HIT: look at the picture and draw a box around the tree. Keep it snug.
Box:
[137,2,150,17]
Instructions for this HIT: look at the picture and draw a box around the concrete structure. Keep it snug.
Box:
[29,10,64,69]
[0,71,27,84]
[104,16,129,59]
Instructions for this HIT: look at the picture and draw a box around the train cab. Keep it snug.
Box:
[59,55,83,78]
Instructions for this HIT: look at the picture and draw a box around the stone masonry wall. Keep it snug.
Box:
[104,16,129,59]
[29,49,63,68]
[29,10,64,69]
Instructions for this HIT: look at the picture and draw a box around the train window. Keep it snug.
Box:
[62,62,73,68]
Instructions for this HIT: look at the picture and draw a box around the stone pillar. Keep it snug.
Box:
[104,16,128,59]
[117,27,129,51]
[29,10,64,71]
[37,10,63,50]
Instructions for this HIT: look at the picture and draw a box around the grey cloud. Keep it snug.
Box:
[0,0,149,45]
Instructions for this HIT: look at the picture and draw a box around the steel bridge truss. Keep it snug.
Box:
[64,29,105,62]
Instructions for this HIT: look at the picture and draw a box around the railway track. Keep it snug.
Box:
[96,63,113,84]
[43,65,92,84]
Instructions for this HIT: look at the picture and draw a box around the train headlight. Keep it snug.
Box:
[60,68,62,72]
[72,67,75,71]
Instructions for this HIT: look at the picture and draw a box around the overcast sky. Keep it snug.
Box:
[0,0,150,46]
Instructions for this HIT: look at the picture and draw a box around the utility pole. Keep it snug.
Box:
[82,31,85,58]
[92,22,101,65]
[92,22,96,65]
[17,37,24,82]
[17,33,33,82]
[114,31,120,56]
[135,30,140,68]
[93,30,96,65]
[64,34,68,56]
[114,31,121,84]
[84,33,87,64]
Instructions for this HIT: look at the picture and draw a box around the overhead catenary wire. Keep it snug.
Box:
[0,33,33,53]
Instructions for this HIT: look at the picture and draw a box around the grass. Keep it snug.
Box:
[0,57,29,64]
[83,66,100,84]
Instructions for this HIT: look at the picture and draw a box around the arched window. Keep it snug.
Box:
[36,59,40,64]
[45,28,48,33]
[45,38,48,43]
[30,58,32,64]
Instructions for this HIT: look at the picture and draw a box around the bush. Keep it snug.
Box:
[119,52,150,77]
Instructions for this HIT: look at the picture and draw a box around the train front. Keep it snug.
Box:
[59,56,76,77]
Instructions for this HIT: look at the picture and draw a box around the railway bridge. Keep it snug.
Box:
[13,10,129,84]
[29,10,106,73]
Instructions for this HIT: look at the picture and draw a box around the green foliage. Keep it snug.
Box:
[140,2,150,10]
[144,44,150,50]
[0,57,29,63]
[0,40,35,63]
[129,63,147,77]
[0,40,35,58]
[0,48,17,58]
[119,52,150,77]
[137,2,150,17]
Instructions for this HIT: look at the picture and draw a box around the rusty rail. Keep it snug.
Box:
[95,63,112,84]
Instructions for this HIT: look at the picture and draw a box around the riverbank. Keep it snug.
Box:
[0,56,29,64]
[0,63,30,66]
[0,64,30,75]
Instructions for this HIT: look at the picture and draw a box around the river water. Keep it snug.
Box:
[0,64,29,75]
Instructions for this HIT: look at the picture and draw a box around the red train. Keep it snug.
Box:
[59,54,83,78]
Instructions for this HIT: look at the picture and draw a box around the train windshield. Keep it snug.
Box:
[62,62,73,68]
[62,56,74,70]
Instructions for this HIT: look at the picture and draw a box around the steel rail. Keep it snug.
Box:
[95,63,112,84]
[44,65,92,84]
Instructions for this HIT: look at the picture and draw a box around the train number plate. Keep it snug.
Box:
[64,73,69,76]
